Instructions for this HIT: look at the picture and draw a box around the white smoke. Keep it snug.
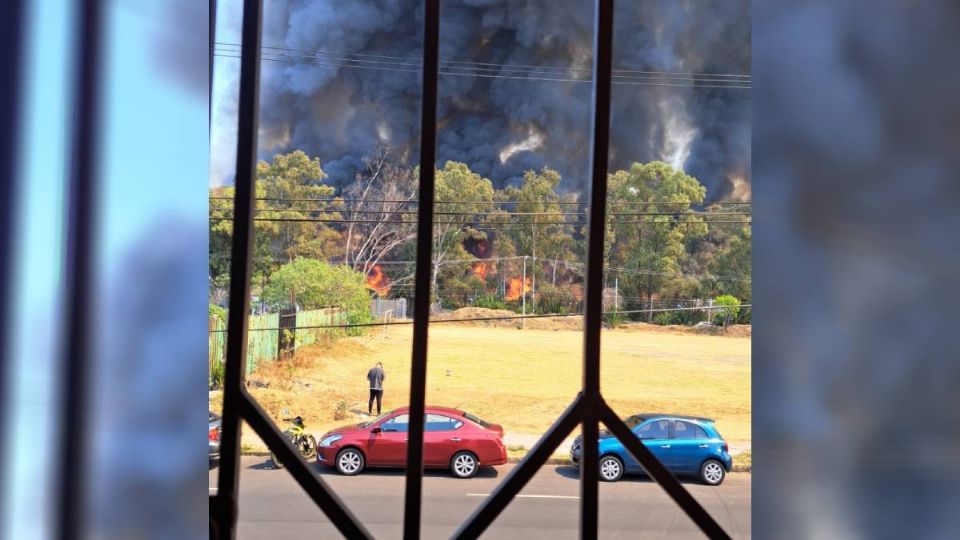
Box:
[659,96,698,171]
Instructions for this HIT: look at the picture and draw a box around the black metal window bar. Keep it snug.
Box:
[210,1,732,538]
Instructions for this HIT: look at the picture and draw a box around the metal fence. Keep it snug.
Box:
[209,1,731,538]
[209,308,345,385]
[370,297,408,320]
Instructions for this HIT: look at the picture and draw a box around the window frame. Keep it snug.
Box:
[208,1,732,539]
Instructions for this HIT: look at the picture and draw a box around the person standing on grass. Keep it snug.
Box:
[367,362,385,415]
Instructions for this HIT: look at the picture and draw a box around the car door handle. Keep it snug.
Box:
[660,444,671,449]
[450,437,461,442]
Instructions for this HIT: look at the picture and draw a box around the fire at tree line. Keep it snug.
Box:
[209,148,750,327]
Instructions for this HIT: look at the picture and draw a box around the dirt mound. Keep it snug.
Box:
[432,307,584,331]
[432,307,523,328]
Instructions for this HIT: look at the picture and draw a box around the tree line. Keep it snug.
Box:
[209,149,751,325]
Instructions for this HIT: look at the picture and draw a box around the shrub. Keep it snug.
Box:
[334,400,348,421]
[261,258,373,332]
[209,359,224,390]
[605,312,627,329]
[712,295,741,327]
[473,293,509,311]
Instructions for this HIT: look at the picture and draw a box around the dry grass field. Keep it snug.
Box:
[211,322,751,451]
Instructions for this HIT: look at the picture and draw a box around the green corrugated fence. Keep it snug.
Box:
[293,307,348,350]
[209,308,345,387]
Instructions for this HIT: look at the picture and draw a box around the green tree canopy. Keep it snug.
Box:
[712,294,741,327]
[261,258,372,325]
[707,226,751,301]
[606,161,708,320]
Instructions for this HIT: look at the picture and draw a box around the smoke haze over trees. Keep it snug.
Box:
[211,0,750,199]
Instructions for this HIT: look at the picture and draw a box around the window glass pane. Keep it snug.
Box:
[426,413,452,432]
[637,419,671,439]
[383,414,409,432]
[675,420,707,439]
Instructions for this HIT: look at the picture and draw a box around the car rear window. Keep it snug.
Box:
[462,412,490,428]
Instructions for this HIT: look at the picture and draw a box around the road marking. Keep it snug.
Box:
[467,493,580,500]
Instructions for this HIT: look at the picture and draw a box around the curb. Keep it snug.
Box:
[238,450,750,472]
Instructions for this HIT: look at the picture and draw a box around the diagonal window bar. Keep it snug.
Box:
[402,0,440,538]
[240,391,372,538]
[453,397,585,539]
[599,403,731,539]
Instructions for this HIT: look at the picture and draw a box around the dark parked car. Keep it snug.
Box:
[316,406,506,478]
[570,413,732,485]
[209,411,222,459]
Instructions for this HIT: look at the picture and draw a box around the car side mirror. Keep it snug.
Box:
[371,427,382,434]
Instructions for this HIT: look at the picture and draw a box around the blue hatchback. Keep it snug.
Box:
[569,413,732,485]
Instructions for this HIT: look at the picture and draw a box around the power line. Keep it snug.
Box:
[207,216,752,225]
[213,49,751,90]
[210,208,751,217]
[209,196,752,206]
[207,253,751,283]
[214,42,751,80]
[208,303,752,333]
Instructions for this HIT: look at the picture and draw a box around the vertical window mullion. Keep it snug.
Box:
[404,0,441,538]
[579,0,616,537]
[57,0,103,538]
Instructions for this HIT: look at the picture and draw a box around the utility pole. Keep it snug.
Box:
[614,277,619,312]
[522,255,527,329]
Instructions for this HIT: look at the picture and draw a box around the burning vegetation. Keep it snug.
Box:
[470,261,495,281]
[365,264,391,297]
[505,277,532,302]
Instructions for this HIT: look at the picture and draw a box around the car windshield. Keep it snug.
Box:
[462,411,490,428]
[624,415,646,429]
[360,411,393,428]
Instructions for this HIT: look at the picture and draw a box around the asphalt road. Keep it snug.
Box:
[210,456,751,539]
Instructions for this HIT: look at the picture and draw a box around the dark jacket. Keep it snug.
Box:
[367,366,385,390]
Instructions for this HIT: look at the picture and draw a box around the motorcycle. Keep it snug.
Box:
[270,413,317,469]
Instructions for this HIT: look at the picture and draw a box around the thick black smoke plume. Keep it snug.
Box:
[226,0,750,198]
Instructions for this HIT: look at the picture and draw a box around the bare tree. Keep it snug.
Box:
[341,147,418,290]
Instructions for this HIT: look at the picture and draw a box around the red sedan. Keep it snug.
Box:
[316,406,507,478]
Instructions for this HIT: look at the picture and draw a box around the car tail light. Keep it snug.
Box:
[209,427,220,442]
[723,442,728,452]
[488,423,504,437]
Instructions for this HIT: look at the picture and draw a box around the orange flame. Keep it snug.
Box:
[471,261,495,281]
[365,264,391,296]
[505,277,532,301]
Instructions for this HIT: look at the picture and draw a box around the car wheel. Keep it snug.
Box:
[336,448,365,476]
[599,455,624,482]
[699,459,725,486]
[450,451,479,479]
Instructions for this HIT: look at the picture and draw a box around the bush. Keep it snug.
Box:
[334,400,348,420]
[652,311,680,325]
[209,359,224,390]
[473,293,509,311]
[604,312,627,329]
[712,295,741,327]
[262,258,373,331]
[209,303,227,323]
